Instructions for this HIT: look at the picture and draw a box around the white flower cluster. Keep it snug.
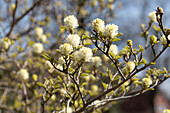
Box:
[142,77,152,87]
[104,24,118,39]
[18,69,29,80]
[0,38,11,50]
[91,56,102,67]
[74,47,93,62]
[59,43,73,55]
[126,61,135,72]
[58,56,65,65]
[64,15,79,30]
[92,18,119,39]
[33,43,43,54]
[163,109,170,113]
[35,27,43,37]
[66,34,80,48]
[92,18,105,32]
[45,61,53,69]
[148,11,157,23]
[123,61,135,75]
[109,44,118,56]
[35,27,47,43]
[40,34,47,43]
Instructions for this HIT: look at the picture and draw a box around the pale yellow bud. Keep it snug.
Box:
[83,75,91,81]
[91,56,102,67]
[102,54,109,62]
[123,61,135,75]
[0,38,11,50]
[109,44,118,56]
[149,35,158,45]
[33,43,43,54]
[91,0,98,7]
[148,11,157,23]
[126,61,135,72]
[35,27,43,37]
[32,74,38,81]
[163,109,170,113]
[160,35,167,46]
[40,34,47,43]
[50,94,56,101]
[18,69,29,80]
[107,4,115,10]
[60,88,67,94]
[91,85,98,93]
[11,4,16,11]
[142,77,152,87]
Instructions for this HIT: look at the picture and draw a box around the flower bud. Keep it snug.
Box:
[35,27,43,38]
[18,69,29,80]
[142,77,152,88]
[104,24,118,39]
[0,38,11,50]
[91,85,98,93]
[109,44,118,56]
[59,43,73,55]
[102,54,109,62]
[58,56,65,65]
[56,64,63,70]
[76,47,93,62]
[91,0,97,7]
[107,4,115,10]
[157,7,164,14]
[32,74,38,81]
[148,11,157,23]
[91,56,102,67]
[45,61,53,69]
[33,43,43,54]
[123,61,135,75]
[127,61,135,72]
[64,15,79,30]
[40,34,47,43]
[160,35,167,46]
[83,75,91,81]
[66,34,80,48]
[92,18,105,32]
[149,35,158,45]
[50,94,56,101]
[11,4,16,11]
[127,40,132,48]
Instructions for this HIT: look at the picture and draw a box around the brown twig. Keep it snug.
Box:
[6,0,43,37]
